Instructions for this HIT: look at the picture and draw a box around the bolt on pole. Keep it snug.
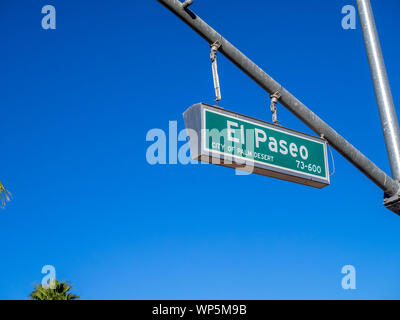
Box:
[157,0,400,214]
[356,0,400,181]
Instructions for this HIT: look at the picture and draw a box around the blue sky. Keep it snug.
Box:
[0,0,400,299]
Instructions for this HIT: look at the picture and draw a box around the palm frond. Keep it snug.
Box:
[0,181,12,209]
[29,280,80,300]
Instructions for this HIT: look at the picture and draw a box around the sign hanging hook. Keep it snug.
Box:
[270,91,281,125]
[210,39,222,105]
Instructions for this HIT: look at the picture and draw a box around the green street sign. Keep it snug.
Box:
[183,103,330,188]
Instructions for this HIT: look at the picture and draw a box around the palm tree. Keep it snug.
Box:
[0,181,11,209]
[29,280,80,300]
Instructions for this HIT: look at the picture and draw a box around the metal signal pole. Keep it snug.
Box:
[356,0,400,212]
[157,0,400,215]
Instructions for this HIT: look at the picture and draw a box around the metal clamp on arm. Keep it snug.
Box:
[384,192,400,216]
[181,0,193,9]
